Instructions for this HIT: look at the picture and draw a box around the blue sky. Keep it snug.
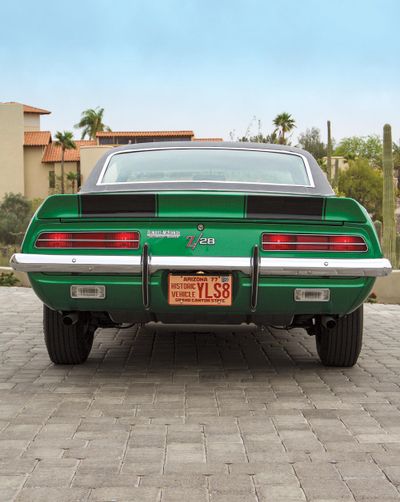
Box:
[1,0,399,144]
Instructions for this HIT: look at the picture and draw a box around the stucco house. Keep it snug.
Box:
[0,102,222,200]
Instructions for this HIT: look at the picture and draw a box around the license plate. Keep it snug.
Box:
[168,274,232,306]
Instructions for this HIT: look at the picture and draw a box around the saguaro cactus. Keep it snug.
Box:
[332,158,339,189]
[326,120,332,181]
[382,124,397,265]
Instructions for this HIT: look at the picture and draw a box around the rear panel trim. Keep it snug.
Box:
[246,195,324,220]
[80,194,156,217]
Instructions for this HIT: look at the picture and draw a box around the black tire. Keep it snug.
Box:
[315,305,363,367]
[43,305,94,364]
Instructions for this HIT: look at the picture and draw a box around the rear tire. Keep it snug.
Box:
[43,305,94,364]
[315,305,363,367]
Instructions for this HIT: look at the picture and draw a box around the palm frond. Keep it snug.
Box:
[54,131,76,150]
[74,107,110,140]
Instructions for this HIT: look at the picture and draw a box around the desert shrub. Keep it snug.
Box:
[0,193,33,245]
[0,272,19,287]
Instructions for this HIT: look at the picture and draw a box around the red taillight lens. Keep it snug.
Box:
[262,233,295,250]
[329,235,366,252]
[262,233,367,252]
[296,234,330,251]
[36,231,140,249]
[37,232,70,248]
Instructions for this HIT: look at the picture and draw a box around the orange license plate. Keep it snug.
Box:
[168,274,232,306]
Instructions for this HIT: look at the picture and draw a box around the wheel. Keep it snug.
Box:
[315,305,363,367]
[43,305,94,364]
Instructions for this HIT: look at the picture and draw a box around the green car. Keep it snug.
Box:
[11,142,391,367]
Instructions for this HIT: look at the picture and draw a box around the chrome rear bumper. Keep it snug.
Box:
[10,253,392,277]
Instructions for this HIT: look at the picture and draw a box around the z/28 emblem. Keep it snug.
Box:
[186,233,216,249]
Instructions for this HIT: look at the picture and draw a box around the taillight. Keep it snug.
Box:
[36,231,140,249]
[263,233,294,250]
[262,233,367,252]
[328,235,366,252]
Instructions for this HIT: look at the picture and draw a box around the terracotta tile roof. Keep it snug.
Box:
[23,104,51,115]
[24,131,51,146]
[2,102,51,114]
[42,140,96,163]
[96,130,194,138]
[192,137,223,142]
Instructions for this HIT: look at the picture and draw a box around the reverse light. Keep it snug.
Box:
[294,288,330,302]
[70,285,106,299]
[262,233,367,252]
[35,231,140,249]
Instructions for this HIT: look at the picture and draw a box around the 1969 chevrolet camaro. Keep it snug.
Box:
[11,142,392,367]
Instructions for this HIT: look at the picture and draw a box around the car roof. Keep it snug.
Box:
[81,141,334,196]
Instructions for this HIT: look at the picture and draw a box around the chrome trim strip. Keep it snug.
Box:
[142,244,150,309]
[10,254,392,277]
[96,146,315,189]
[250,245,260,311]
[10,254,142,274]
[35,231,140,250]
[261,233,369,252]
[37,239,140,243]
[259,257,392,277]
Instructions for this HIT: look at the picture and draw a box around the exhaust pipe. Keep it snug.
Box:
[321,316,337,330]
[62,312,79,326]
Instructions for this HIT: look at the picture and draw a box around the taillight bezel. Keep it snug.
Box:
[261,233,368,253]
[35,231,140,249]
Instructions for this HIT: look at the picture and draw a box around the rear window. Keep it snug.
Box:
[99,148,313,187]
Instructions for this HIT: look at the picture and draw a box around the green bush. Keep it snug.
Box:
[0,272,19,287]
[0,193,34,245]
[338,159,383,220]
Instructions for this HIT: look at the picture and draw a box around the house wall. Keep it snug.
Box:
[0,103,25,199]
[23,114,40,131]
[24,146,50,200]
[80,146,113,185]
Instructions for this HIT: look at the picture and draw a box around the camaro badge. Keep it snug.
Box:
[147,230,180,238]
[186,233,216,249]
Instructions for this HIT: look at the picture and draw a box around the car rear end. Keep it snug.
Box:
[10,143,392,367]
[12,190,389,327]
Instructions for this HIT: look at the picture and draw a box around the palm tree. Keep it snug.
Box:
[66,171,78,193]
[74,107,111,140]
[273,113,296,144]
[54,131,76,194]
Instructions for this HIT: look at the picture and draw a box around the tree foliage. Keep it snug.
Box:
[54,130,76,150]
[272,112,296,144]
[297,127,327,161]
[74,107,111,140]
[337,159,383,220]
[235,114,293,144]
[238,131,278,143]
[0,193,32,245]
[55,131,76,194]
[66,171,78,193]
[393,142,400,170]
[334,135,382,167]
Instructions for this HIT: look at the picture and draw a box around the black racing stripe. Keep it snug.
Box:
[246,195,324,220]
[80,194,156,217]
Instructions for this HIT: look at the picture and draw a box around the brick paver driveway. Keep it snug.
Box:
[1,287,400,501]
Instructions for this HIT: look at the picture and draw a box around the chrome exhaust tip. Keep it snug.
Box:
[321,316,337,330]
[62,312,79,326]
